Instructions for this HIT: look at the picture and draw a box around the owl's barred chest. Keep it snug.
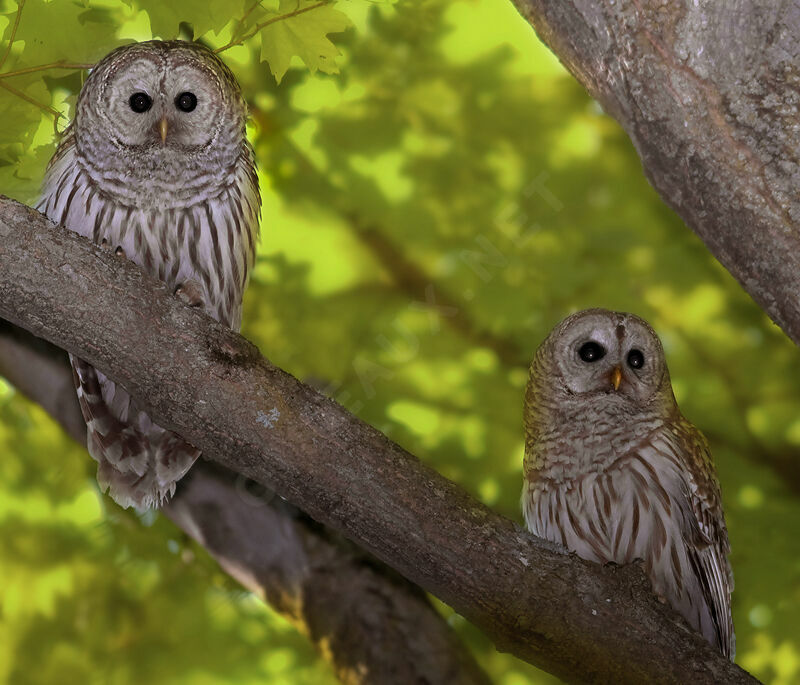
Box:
[523,415,692,568]
[38,149,259,330]
[530,408,665,478]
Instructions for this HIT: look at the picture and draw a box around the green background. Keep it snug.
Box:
[1,0,798,683]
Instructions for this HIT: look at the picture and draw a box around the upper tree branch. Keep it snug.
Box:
[0,196,755,683]
[510,0,800,347]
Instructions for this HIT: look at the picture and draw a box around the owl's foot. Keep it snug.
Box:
[174,280,204,308]
[99,240,126,258]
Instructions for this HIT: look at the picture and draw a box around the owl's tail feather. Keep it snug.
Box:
[71,356,200,509]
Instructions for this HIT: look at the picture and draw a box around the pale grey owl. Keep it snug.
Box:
[37,41,260,509]
[522,309,734,659]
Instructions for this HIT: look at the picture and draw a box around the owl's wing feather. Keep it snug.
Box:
[71,356,199,509]
[692,540,735,658]
[673,420,735,659]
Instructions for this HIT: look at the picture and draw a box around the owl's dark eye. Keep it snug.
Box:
[578,341,606,363]
[175,92,197,112]
[129,92,152,113]
[627,349,645,369]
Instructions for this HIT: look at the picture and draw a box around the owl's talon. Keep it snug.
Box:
[114,246,126,258]
[174,280,204,308]
[100,239,112,251]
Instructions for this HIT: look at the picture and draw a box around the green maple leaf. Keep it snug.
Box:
[132,0,247,39]
[259,0,351,84]
[5,0,125,66]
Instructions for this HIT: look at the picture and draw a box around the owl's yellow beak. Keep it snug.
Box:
[610,366,622,391]
[159,117,169,143]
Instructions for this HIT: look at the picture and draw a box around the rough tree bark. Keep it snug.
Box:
[0,321,490,685]
[0,197,756,683]
[509,0,800,347]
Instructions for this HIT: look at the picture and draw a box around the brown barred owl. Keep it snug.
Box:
[522,309,734,659]
[37,41,260,509]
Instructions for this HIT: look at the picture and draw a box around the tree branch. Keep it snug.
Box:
[0,321,490,685]
[509,0,800,347]
[213,1,329,54]
[0,195,756,683]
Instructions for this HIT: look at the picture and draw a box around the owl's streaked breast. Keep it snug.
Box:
[37,137,259,329]
[523,421,725,656]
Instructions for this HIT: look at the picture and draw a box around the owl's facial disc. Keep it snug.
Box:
[551,309,666,404]
[87,46,230,153]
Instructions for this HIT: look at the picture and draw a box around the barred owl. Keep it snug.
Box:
[522,309,734,659]
[37,41,260,509]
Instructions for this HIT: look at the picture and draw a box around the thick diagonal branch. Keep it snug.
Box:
[510,0,800,347]
[0,196,755,683]
[0,322,489,685]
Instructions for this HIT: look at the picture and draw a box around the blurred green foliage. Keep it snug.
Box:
[1,0,799,683]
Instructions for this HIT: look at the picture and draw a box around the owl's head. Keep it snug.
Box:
[529,308,674,412]
[73,40,246,166]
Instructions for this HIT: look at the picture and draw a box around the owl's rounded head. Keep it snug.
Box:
[532,308,672,408]
[75,40,246,157]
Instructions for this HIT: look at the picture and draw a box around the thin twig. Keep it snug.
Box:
[0,79,60,119]
[0,80,63,136]
[0,61,93,79]
[241,0,265,23]
[0,0,25,72]
[230,0,265,43]
[214,1,328,54]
